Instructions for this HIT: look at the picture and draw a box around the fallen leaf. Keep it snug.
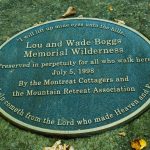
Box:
[108,4,113,12]
[68,146,74,150]
[61,6,77,18]
[139,139,147,149]
[118,132,126,137]
[43,140,74,150]
[3,36,10,41]
[131,139,147,150]
[43,147,52,150]
[33,21,43,26]
[114,19,125,25]
[77,15,84,18]
[53,140,61,147]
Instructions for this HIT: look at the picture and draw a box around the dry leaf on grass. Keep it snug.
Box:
[114,19,125,25]
[118,132,126,137]
[131,139,147,150]
[33,21,44,26]
[108,4,113,12]
[61,6,76,18]
[3,36,10,41]
[43,140,74,150]
[77,15,83,18]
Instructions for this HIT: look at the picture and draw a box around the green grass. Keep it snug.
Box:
[0,110,150,150]
[0,0,150,149]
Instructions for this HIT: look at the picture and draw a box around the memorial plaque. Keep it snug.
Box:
[0,18,150,136]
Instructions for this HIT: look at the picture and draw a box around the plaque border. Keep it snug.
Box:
[0,18,150,136]
[1,100,150,136]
